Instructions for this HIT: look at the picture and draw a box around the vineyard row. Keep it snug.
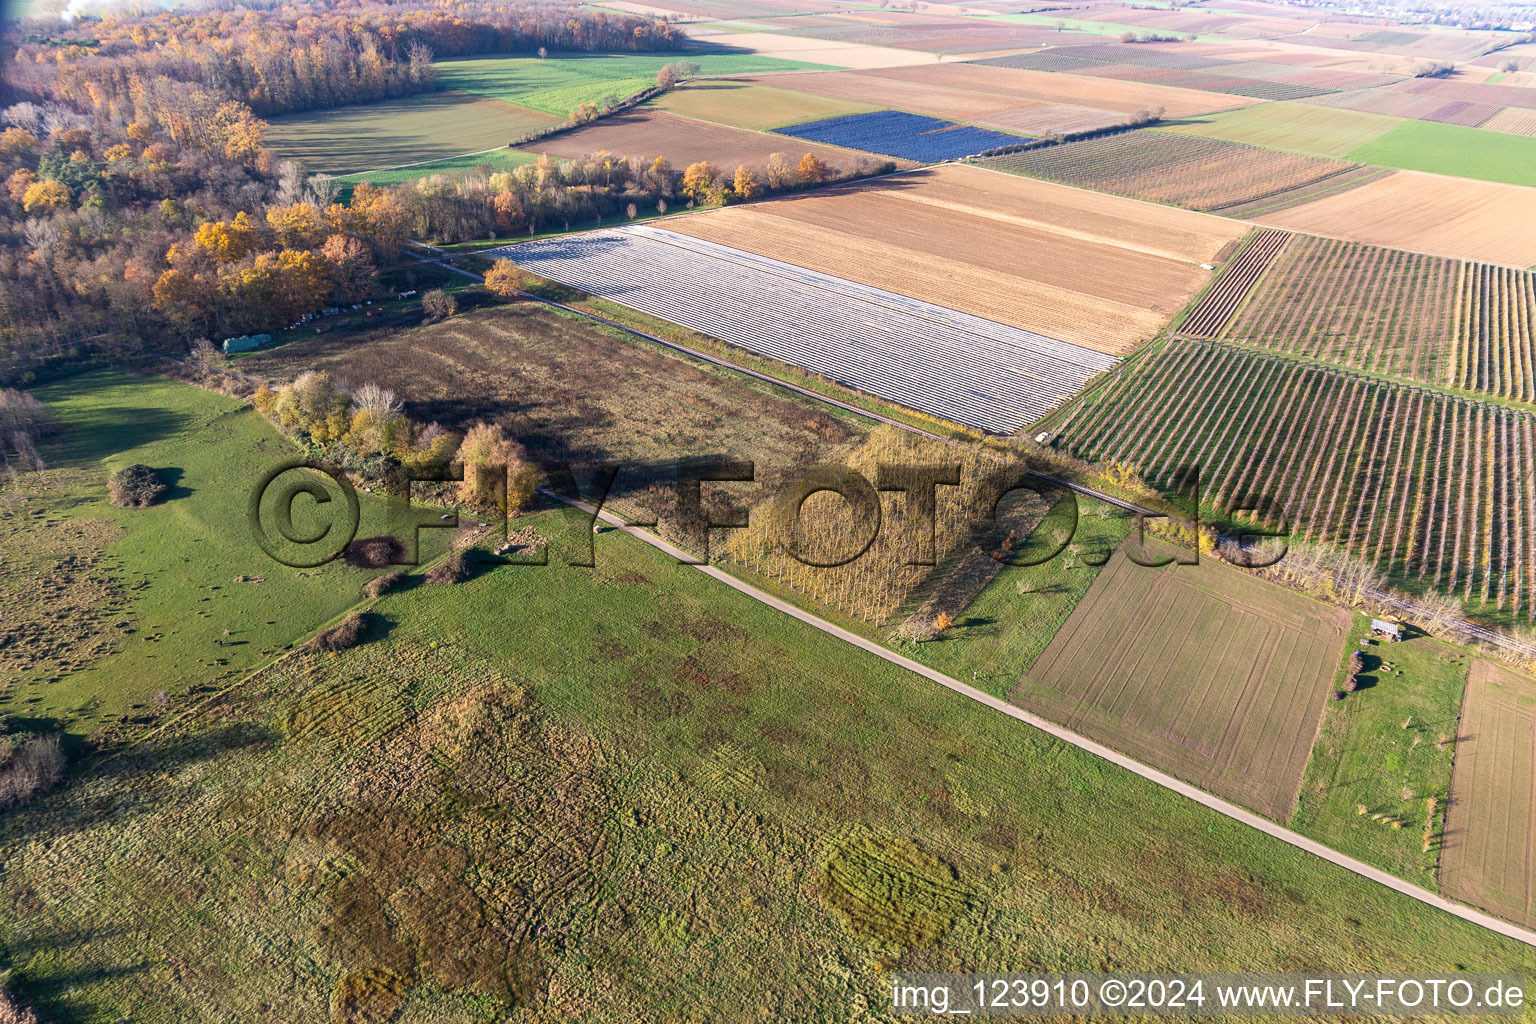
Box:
[1050,337,1536,614]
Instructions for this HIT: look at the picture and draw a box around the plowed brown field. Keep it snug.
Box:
[741,61,1256,121]
[1440,659,1536,928]
[664,164,1247,353]
[863,62,1263,117]
[1257,169,1536,267]
[517,109,884,171]
[1014,538,1350,819]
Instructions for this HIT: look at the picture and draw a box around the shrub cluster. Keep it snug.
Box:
[0,732,64,808]
[344,535,406,569]
[361,571,405,599]
[107,463,167,507]
[311,612,369,652]
[425,549,476,585]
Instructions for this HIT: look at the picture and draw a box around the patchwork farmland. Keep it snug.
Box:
[736,62,1255,125]
[490,224,1118,432]
[1016,539,1350,819]
[663,164,1247,353]
[970,48,1347,101]
[774,110,1023,161]
[1440,659,1536,928]
[1204,232,1536,404]
[978,130,1379,213]
[1044,337,1536,614]
[1161,101,1401,157]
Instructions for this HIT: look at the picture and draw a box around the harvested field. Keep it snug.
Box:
[1256,170,1536,267]
[490,224,1117,432]
[1162,101,1401,157]
[734,69,1033,121]
[265,92,555,174]
[662,164,1248,353]
[651,80,875,129]
[977,42,1403,96]
[1081,65,1336,101]
[1015,537,1349,819]
[516,109,876,170]
[1440,659,1536,928]
[752,14,1058,53]
[1481,106,1536,138]
[743,63,1254,123]
[1213,164,1394,218]
[860,62,1261,118]
[1211,232,1536,404]
[775,110,1024,160]
[979,130,1368,212]
[1306,87,1499,127]
[1043,337,1536,613]
[1179,229,1289,337]
[971,103,1131,136]
[680,30,940,67]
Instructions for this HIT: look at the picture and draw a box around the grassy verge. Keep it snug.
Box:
[3,508,1531,1021]
[1292,615,1469,888]
[898,500,1134,698]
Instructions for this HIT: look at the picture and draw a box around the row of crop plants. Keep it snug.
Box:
[1214,234,1536,407]
[979,133,1362,212]
[1450,261,1536,403]
[1050,337,1536,615]
[1217,234,1459,387]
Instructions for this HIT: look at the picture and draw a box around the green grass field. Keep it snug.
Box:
[3,506,1531,1021]
[1163,101,1402,158]
[1291,616,1468,889]
[6,371,397,738]
[265,91,554,175]
[651,80,876,130]
[334,147,539,188]
[1345,119,1536,187]
[437,51,835,116]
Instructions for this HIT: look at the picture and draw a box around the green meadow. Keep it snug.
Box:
[438,50,836,115]
[1346,118,1536,187]
[7,371,399,737]
[2,506,1530,1021]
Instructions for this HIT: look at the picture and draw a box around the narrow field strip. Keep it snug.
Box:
[1180,228,1290,338]
[489,224,1117,432]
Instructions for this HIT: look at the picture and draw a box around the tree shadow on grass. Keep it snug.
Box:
[13,960,151,1024]
[3,722,277,848]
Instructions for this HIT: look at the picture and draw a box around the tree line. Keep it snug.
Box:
[0,0,688,385]
[385,148,896,244]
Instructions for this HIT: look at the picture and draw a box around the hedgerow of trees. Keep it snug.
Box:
[0,0,683,384]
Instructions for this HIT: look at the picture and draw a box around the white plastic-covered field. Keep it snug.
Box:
[489,225,1118,433]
